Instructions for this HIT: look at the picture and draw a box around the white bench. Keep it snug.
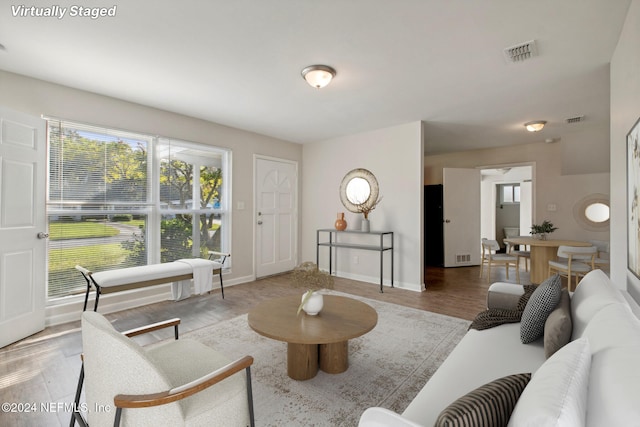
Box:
[76,251,229,311]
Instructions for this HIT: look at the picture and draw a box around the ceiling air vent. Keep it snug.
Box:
[565,115,585,124]
[503,40,538,63]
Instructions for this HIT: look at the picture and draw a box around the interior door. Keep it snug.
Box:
[0,107,47,348]
[255,157,298,277]
[443,168,481,267]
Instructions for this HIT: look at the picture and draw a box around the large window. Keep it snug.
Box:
[46,120,230,299]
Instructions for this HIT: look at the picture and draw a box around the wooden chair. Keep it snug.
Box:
[480,239,520,283]
[548,245,597,291]
[589,240,610,272]
[506,240,531,272]
[71,311,254,427]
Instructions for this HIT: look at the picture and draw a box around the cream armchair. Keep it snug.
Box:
[72,311,254,427]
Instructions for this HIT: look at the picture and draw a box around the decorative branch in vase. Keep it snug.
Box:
[355,195,383,232]
[291,262,335,315]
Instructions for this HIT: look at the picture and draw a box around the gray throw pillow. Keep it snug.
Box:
[435,373,531,427]
[544,288,572,358]
[520,275,562,343]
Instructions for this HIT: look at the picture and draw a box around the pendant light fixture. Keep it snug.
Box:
[301,65,336,89]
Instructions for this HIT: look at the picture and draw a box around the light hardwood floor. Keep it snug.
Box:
[0,265,529,427]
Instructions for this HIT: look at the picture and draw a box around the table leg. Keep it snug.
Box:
[287,343,319,380]
[530,246,557,284]
[319,341,348,374]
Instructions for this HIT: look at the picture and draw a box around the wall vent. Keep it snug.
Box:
[565,115,585,124]
[456,254,471,264]
[503,40,538,63]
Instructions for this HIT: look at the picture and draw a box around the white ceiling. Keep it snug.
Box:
[0,1,631,154]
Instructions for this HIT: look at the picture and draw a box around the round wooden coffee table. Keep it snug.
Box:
[248,294,378,380]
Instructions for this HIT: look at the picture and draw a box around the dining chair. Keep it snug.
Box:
[548,245,597,291]
[506,239,531,272]
[588,240,610,272]
[480,239,520,283]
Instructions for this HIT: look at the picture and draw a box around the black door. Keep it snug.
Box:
[424,185,444,266]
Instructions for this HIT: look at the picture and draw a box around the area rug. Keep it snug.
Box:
[184,292,470,426]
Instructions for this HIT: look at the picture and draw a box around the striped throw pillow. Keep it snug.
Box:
[435,373,531,427]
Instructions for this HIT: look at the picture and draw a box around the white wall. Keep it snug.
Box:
[611,0,640,297]
[0,70,303,323]
[425,141,610,244]
[302,121,424,291]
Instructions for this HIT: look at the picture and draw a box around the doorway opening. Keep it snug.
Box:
[480,165,534,252]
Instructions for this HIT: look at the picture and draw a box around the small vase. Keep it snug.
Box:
[361,218,370,232]
[335,212,347,231]
[301,291,324,315]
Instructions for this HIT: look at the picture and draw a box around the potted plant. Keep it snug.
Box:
[530,220,558,240]
[291,262,335,315]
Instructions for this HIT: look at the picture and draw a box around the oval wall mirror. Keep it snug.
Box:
[339,168,379,213]
[573,193,610,231]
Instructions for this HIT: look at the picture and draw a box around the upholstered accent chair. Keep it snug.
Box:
[480,239,520,283]
[72,311,254,427]
[548,245,597,291]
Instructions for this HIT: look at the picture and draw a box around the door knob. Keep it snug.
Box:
[444,219,451,223]
[257,220,263,225]
[37,232,49,239]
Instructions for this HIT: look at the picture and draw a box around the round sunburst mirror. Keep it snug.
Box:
[339,168,379,213]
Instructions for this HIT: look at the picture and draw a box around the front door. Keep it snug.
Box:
[255,157,298,277]
[443,168,481,267]
[0,107,47,348]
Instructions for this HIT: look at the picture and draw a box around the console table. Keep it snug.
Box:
[316,229,394,292]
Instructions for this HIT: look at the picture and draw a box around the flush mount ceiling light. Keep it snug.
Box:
[524,120,546,132]
[301,65,336,89]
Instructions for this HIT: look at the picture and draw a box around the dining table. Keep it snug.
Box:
[503,236,592,284]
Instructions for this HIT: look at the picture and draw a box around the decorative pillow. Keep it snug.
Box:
[507,338,591,427]
[434,373,531,427]
[520,275,562,343]
[544,288,572,358]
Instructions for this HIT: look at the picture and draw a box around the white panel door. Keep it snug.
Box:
[443,168,481,267]
[255,157,297,278]
[0,107,46,348]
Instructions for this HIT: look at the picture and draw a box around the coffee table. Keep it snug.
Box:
[248,294,378,380]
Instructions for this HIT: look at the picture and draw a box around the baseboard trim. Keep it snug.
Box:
[333,270,423,292]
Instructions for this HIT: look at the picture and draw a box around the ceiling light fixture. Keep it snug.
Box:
[524,120,546,132]
[301,65,336,89]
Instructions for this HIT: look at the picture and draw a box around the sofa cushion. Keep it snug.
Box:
[570,269,627,340]
[507,338,591,427]
[520,275,562,343]
[435,373,531,427]
[579,303,640,426]
[543,288,572,358]
[401,323,546,427]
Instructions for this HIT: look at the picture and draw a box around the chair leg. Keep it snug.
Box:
[515,263,520,284]
[246,366,255,427]
[505,263,509,279]
[70,363,88,427]
[219,270,224,299]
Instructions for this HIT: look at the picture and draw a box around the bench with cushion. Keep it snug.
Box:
[76,251,229,311]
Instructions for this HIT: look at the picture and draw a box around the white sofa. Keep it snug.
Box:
[359,269,640,426]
